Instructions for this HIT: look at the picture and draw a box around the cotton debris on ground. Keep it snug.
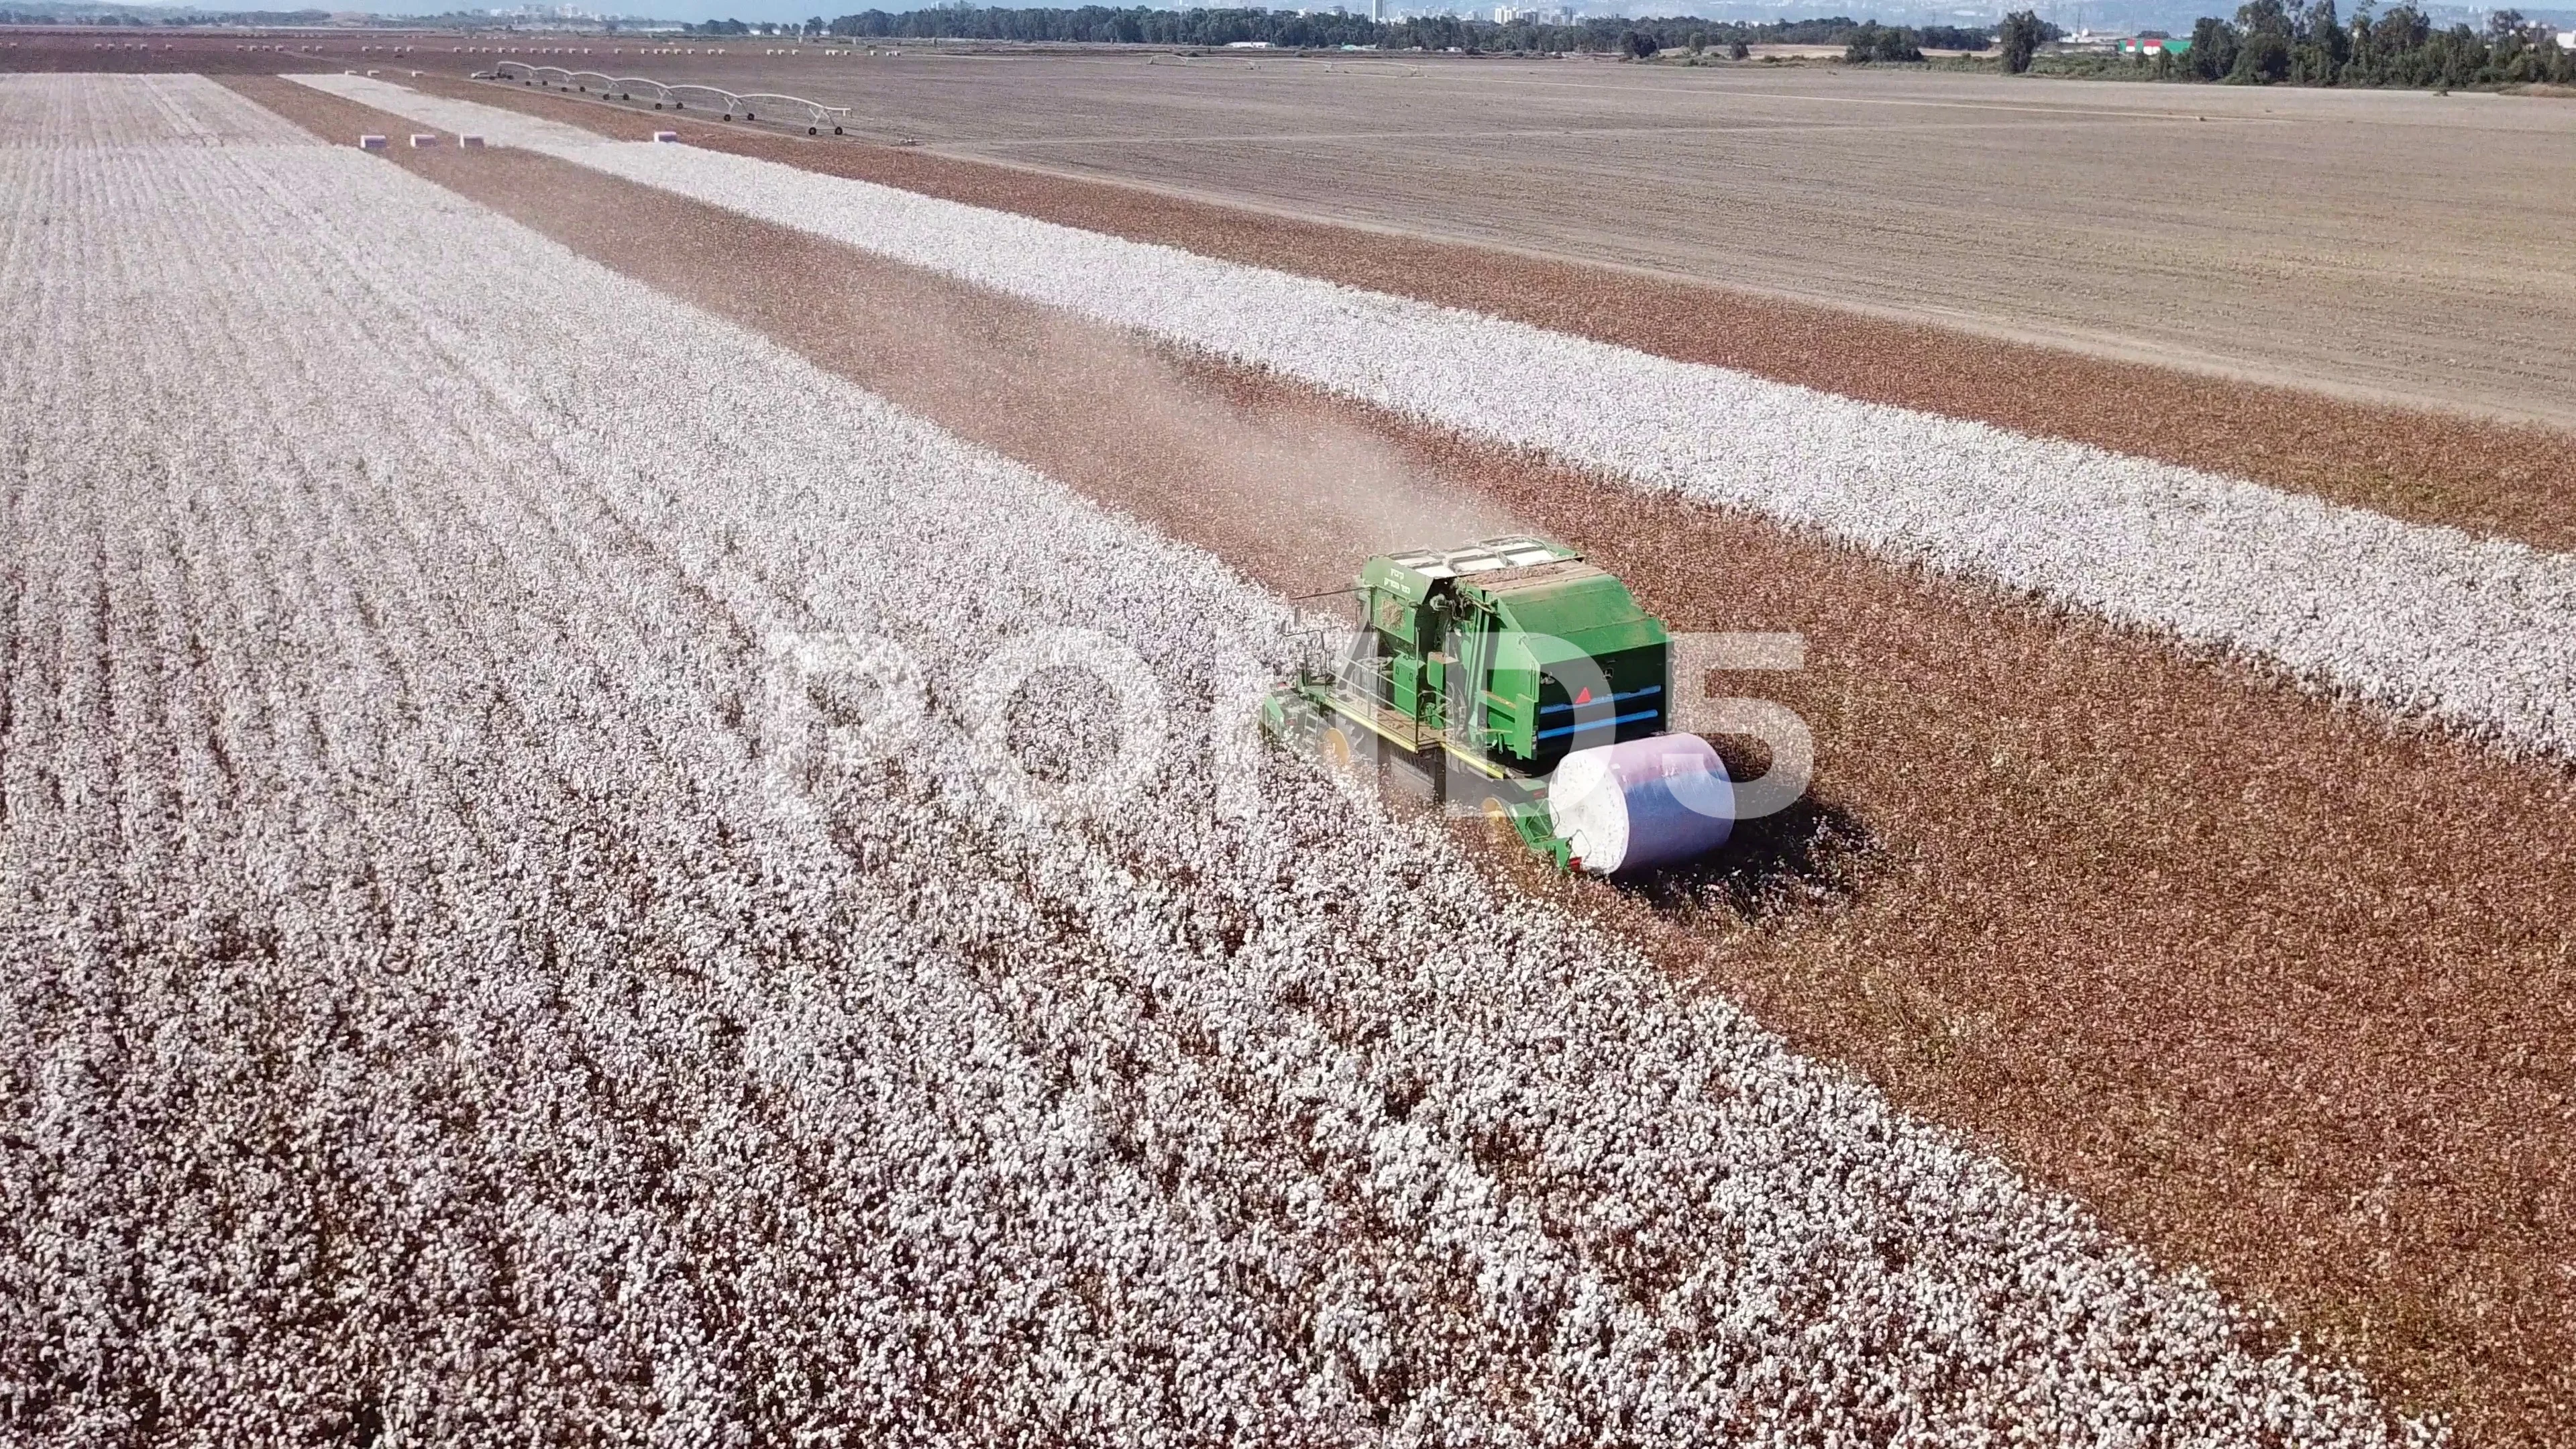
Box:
[0,74,2438,1445]
[292,72,2576,766]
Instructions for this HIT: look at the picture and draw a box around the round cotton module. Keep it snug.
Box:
[1547,735,1734,875]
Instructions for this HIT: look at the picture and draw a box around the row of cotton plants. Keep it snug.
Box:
[296,71,613,150]
[0,76,2430,1444]
[294,72,2576,764]
[0,70,313,148]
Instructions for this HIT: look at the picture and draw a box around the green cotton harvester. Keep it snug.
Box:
[1261,537,1733,874]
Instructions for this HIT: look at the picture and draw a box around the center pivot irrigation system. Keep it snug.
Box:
[488,62,852,134]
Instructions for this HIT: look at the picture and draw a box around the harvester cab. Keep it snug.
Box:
[1262,536,1735,874]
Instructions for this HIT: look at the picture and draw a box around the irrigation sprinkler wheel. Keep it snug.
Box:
[833,125,843,134]
[808,125,817,135]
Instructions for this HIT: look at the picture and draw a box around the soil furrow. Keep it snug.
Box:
[231,73,2576,1446]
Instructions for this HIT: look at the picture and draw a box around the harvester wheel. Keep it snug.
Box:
[1321,726,1354,773]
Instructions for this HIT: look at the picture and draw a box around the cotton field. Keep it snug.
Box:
[295,72,2576,766]
[0,70,309,147]
[0,74,2449,1444]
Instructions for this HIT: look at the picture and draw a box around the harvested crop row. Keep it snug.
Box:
[0,76,2424,1444]
[288,74,2576,767]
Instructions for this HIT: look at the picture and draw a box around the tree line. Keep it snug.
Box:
[692,2,2571,88]
[2174,2,2571,85]
[788,7,1995,56]
[1838,17,2039,62]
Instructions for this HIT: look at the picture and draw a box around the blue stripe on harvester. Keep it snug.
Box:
[1535,708,1662,742]
[1536,684,1664,718]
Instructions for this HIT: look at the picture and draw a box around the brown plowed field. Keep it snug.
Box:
[407,71,2576,555]
[240,74,2576,1446]
[432,49,2576,433]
